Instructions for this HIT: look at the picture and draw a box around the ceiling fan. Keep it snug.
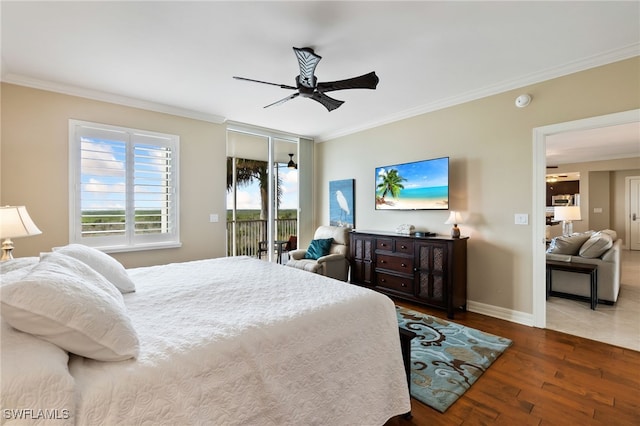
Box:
[233,47,379,112]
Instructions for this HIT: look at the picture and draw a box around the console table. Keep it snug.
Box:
[546,260,598,310]
[350,230,468,319]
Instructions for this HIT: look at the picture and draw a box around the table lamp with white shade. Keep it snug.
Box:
[445,211,463,238]
[554,206,581,236]
[0,206,42,261]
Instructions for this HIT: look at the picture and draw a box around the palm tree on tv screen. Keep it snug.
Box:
[376,168,406,205]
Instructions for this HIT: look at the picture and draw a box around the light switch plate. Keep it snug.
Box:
[209,214,219,223]
[515,214,529,225]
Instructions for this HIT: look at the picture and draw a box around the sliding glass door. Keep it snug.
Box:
[226,128,299,262]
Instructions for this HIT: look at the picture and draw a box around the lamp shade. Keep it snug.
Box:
[445,211,463,225]
[554,206,581,221]
[0,206,42,239]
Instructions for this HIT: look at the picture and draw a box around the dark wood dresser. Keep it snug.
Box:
[350,230,468,319]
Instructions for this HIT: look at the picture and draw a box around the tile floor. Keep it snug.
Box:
[546,249,640,351]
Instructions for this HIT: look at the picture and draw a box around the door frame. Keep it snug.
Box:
[532,109,640,328]
[226,123,301,261]
[626,176,640,250]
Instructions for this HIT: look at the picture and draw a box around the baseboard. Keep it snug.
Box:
[467,300,535,327]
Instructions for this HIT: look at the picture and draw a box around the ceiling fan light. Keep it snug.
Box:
[287,153,297,169]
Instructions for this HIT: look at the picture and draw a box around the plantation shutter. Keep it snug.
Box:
[132,134,176,239]
[70,120,180,251]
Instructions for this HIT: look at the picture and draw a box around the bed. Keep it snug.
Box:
[1,246,410,425]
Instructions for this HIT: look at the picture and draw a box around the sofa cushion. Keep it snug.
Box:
[546,253,572,262]
[304,238,333,260]
[546,233,591,255]
[286,258,323,273]
[599,229,617,241]
[579,232,614,258]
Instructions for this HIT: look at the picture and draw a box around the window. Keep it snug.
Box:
[69,120,180,252]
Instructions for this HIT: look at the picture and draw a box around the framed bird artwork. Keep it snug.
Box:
[330,179,355,228]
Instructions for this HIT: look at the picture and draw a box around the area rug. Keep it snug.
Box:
[396,306,512,413]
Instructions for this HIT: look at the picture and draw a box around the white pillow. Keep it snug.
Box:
[53,244,136,293]
[1,317,76,424]
[599,229,617,241]
[579,232,613,258]
[546,233,591,255]
[0,256,39,275]
[0,252,139,361]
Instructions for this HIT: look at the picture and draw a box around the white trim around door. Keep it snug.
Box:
[532,109,640,328]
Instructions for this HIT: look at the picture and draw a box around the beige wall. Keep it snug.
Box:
[1,84,228,268]
[2,57,638,313]
[315,57,640,315]
[589,171,611,232]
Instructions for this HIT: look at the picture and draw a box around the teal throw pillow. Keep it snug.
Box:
[304,238,333,260]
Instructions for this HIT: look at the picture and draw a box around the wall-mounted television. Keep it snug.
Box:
[375,156,449,210]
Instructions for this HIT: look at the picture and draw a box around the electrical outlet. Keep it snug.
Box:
[209,214,219,223]
[515,214,529,225]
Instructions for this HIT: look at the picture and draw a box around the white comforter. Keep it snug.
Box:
[69,256,410,425]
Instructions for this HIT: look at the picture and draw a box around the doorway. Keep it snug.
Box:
[627,176,640,250]
[226,127,300,262]
[532,109,640,328]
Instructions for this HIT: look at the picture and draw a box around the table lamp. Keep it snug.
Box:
[0,206,42,261]
[445,211,463,238]
[554,206,581,236]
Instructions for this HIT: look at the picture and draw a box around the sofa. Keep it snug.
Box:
[546,230,621,303]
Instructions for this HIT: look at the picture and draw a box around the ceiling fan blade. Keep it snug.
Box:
[233,76,297,90]
[310,92,344,112]
[264,92,300,108]
[316,71,379,93]
[293,47,321,88]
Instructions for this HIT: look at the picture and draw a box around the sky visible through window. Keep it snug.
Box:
[227,165,298,210]
[81,137,171,212]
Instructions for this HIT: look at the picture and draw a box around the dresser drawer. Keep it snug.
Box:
[394,239,414,255]
[377,272,414,294]
[376,238,394,251]
[376,254,414,273]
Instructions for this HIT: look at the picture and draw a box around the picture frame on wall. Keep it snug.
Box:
[329,179,355,228]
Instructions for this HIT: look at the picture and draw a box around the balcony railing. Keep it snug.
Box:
[226,219,297,257]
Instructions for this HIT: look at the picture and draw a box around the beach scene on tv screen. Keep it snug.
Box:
[375,157,449,210]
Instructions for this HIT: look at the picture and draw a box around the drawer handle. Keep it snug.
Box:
[380,243,387,247]
[401,283,407,287]
[401,245,407,249]
[380,260,385,264]
[380,278,386,283]
[401,263,406,267]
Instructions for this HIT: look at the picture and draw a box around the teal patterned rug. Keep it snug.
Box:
[396,306,512,413]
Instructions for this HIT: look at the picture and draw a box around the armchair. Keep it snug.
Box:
[286,226,350,281]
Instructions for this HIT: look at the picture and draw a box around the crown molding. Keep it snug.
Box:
[316,44,640,142]
[1,73,226,124]
[3,43,638,138]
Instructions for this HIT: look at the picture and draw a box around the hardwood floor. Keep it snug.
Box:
[385,300,640,425]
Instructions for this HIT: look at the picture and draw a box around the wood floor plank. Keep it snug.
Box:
[385,300,640,426]
[593,397,640,424]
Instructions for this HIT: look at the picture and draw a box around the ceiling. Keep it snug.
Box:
[546,122,640,168]
[2,1,639,150]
